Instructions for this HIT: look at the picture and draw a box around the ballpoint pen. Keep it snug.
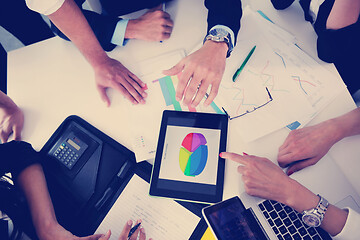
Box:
[160,3,166,43]
[232,45,256,82]
[128,222,141,239]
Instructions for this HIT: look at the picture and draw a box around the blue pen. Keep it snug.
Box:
[160,3,166,43]
[128,222,141,239]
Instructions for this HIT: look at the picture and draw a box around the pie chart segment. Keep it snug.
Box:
[179,133,208,177]
[179,147,191,172]
[191,133,207,152]
[189,145,208,176]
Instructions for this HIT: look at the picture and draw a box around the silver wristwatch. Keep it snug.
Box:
[204,28,234,58]
[301,195,329,227]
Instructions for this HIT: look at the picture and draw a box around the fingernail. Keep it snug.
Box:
[128,220,133,225]
[142,84,148,90]
[176,96,181,101]
[142,92,148,97]
[140,99,145,104]
[243,152,249,156]
[219,153,223,157]
[137,219,142,224]
[141,228,145,233]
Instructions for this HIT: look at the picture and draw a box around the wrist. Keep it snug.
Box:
[124,19,140,39]
[328,117,348,143]
[203,40,228,59]
[283,179,319,213]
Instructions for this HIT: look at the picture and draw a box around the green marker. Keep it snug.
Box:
[232,45,256,82]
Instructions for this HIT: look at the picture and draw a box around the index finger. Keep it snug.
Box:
[220,152,248,165]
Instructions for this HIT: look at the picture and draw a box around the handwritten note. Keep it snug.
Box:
[95,174,200,239]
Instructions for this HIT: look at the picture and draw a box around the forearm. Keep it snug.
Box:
[326,0,360,29]
[17,164,58,239]
[285,180,348,236]
[0,91,18,112]
[47,0,108,68]
[331,108,360,140]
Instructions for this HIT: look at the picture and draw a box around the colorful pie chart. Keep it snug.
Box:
[179,133,208,177]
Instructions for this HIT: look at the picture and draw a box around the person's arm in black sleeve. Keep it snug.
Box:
[205,0,242,45]
[270,0,295,10]
[0,141,39,179]
[315,0,360,63]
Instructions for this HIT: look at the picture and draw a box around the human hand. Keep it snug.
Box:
[125,5,173,42]
[277,120,340,175]
[220,152,296,205]
[98,220,151,240]
[163,40,228,107]
[93,57,147,106]
[39,220,150,240]
[0,104,24,143]
[221,152,325,214]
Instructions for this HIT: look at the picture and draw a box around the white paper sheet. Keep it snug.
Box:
[95,174,200,240]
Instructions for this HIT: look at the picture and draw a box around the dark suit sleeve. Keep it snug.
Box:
[270,0,295,10]
[204,0,242,45]
[0,141,40,181]
[50,9,119,52]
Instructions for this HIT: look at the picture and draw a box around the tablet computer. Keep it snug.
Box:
[202,197,269,240]
[149,110,228,203]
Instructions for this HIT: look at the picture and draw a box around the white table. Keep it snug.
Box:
[8,0,360,226]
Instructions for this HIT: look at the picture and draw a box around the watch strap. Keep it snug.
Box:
[302,194,329,227]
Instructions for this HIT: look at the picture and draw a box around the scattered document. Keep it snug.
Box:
[216,7,346,142]
[95,174,200,239]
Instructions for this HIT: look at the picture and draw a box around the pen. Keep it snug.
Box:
[232,45,256,82]
[128,222,141,239]
[160,3,166,43]
[94,162,131,210]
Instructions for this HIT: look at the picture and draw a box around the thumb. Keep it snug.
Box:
[163,60,185,76]
[97,86,110,107]
[98,230,111,240]
[286,158,316,176]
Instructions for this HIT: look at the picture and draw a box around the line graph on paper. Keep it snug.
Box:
[272,46,329,109]
[218,49,299,119]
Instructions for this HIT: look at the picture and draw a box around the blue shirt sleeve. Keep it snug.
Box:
[111,19,129,46]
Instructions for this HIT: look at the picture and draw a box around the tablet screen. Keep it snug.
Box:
[150,111,228,203]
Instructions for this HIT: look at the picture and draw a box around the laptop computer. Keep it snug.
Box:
[239,154,360,240]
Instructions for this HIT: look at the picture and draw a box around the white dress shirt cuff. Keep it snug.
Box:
[333,207,360,240]
[111,19,129,46]
[26,0,65,15]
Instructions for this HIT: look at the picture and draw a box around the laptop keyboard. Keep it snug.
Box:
[258,200,331,240]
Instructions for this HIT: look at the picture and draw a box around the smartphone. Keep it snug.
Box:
[202,196,269,240]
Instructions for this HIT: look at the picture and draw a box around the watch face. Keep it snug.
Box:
[302,213,321,227]
[210,28,227,39]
